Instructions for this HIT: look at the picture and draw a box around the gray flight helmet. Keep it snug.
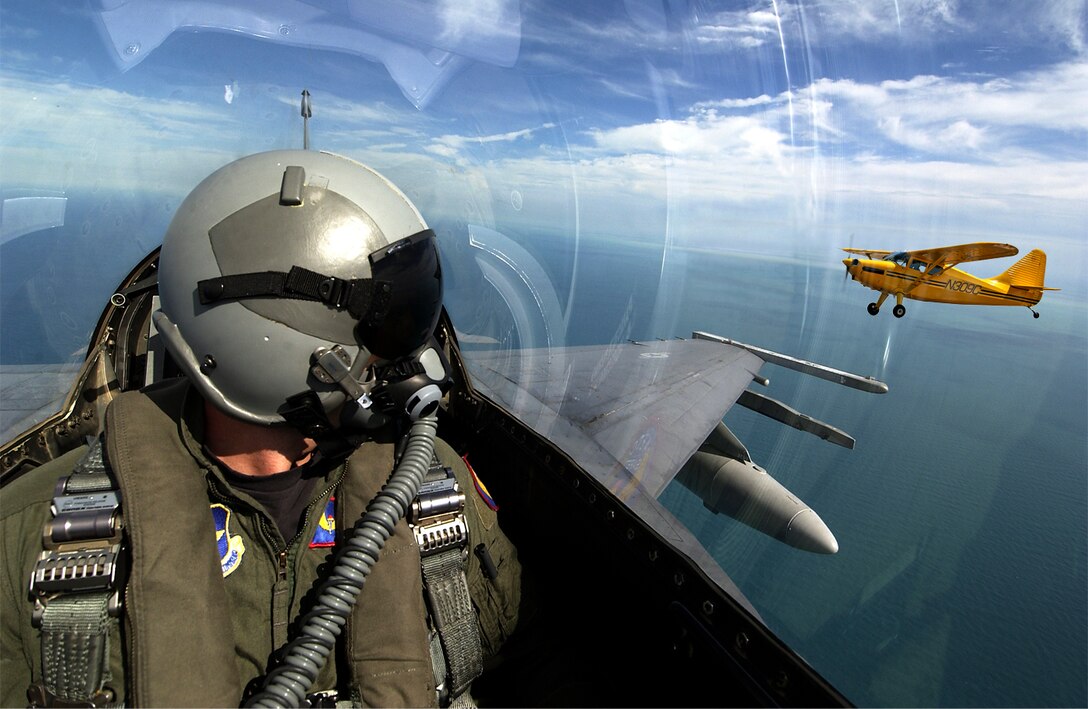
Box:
[153,149,441,426]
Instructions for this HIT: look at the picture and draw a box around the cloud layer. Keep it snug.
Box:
[1,3,1084,284]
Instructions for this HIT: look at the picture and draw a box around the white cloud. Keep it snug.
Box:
[0,76,242,194]
[934,65,1083,131]
[698,94,776,109]
[438,0,521,46]
[1046,0,1088,52]
[0,75,438,194]
[695,10,780,48]
[398,61,1086,242]
[792,0,962,39]
[2,55,1082,283]
[878,116,987,153]
[752,0,1087,57]
[586,112,793,175]
[430,59,1087,276]
[425,124,557,159]
[812,62,1088,158]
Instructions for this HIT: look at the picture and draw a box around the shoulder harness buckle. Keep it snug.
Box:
[409,465,469,557]
[28,437,125,706]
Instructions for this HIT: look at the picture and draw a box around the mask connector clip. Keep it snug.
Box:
[311,346,368,404]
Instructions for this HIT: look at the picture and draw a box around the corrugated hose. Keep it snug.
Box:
[244,415,438,708]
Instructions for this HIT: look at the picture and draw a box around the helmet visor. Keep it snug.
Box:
[358,230,443,359]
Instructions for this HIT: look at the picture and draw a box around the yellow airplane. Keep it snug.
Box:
[842,242,1058,319]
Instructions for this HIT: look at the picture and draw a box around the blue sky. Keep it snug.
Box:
[1,0,1085,288]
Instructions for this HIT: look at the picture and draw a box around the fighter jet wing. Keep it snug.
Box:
[462,337,764,500]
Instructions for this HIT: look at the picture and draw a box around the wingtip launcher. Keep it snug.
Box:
[692,331,890,395]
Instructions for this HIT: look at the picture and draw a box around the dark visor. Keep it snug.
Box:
[358,230,443,359]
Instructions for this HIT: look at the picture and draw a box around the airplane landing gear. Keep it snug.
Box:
[1029,307,1040,319]
[892,293,906,318]
[868,292,890,316]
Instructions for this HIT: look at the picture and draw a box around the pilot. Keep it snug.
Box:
[0,150,520,707]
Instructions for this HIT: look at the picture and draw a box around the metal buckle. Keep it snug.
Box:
[31,543,123,595]
[317,275,352,310]
[415,518,468,556]
[27,683,116,708]
[46,480,122,547]
[30,474,125,626]
[410,468,468,557]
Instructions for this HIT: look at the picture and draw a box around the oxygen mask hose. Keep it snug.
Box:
[244,415,439,708]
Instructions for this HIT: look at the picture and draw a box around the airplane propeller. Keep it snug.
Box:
[841,233,855,288]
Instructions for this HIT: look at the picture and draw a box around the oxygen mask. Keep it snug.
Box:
[312,337,452,433]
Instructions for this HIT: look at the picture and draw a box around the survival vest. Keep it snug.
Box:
[22,379,520,707]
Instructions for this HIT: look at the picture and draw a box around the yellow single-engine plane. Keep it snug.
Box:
[843,242,1059,319]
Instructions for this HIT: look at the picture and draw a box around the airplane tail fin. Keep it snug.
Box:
[992,249,1052,289]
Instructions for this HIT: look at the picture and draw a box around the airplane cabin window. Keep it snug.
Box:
[1,1,1084,707]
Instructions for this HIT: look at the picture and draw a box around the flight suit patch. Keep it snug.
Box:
[464,456,499,511]
[211,503,246,577]
[310,497,336,548]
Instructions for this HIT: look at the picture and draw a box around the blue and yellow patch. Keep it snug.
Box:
[211,504,246,577]
[310,497,336,548]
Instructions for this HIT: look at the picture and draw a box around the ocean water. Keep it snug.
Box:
[568,244,1088,707]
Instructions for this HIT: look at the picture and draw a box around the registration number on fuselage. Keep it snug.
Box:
[945,279,981,295]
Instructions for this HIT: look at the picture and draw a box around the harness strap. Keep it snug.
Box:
[410,461,483,705]
[421,548,483,700]
[29,438,123,708]
[39,595,112,704]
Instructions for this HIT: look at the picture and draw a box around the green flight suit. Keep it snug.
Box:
[0,378,520,707]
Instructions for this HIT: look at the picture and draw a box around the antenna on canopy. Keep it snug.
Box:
[301,89,312,150]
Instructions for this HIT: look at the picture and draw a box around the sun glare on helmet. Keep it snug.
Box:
[320,220,374,263]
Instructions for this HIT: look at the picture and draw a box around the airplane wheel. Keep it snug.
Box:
[867,303,880,316]
[893,304,906,318]
[1033,311,1040,319]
